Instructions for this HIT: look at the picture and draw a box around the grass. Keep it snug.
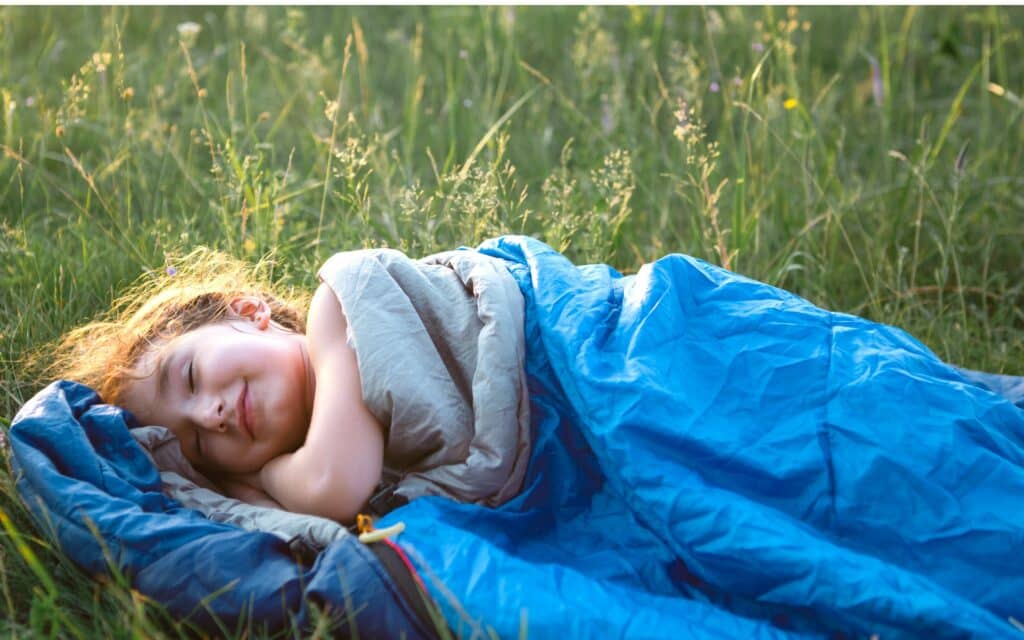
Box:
[0,5,1022,637]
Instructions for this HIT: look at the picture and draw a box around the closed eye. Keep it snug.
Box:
[187,360,195,393]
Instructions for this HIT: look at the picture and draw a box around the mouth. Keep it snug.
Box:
[237,381,255,440]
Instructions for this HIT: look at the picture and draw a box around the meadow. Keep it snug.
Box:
[1,5,1022,637]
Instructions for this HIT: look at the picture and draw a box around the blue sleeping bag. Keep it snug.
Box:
[8,235,1024,638]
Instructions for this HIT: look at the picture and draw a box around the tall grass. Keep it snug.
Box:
[1,6,1022,637]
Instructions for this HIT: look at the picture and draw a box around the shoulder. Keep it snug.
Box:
[313,249,418,345]
[305,282,350,368]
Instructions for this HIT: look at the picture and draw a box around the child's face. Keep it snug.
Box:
[121,303,315,476]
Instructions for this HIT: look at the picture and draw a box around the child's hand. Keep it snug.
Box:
[231,470,265,491]
[217,471,284,510]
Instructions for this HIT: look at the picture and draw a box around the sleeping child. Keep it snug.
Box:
[48,244,532,524]
[30,234,1024,637]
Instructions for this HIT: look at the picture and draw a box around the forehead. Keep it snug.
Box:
[133,320,255,381]
[139,321,231,377]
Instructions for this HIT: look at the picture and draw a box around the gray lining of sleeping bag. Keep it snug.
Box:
[131,425,350,551]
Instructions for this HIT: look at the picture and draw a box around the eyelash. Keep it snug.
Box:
[188,360,201,456]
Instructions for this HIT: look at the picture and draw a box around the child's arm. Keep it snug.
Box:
[218,473,285,510]
[259,282,384,523]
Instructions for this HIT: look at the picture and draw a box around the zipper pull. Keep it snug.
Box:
[356,513,406,544]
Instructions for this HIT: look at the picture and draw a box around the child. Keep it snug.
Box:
[49,244,532,524]
[51,249,385,523]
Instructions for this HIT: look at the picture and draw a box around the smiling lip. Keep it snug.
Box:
[237,382,255,440]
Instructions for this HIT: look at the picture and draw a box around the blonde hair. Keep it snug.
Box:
[45,248,311,405]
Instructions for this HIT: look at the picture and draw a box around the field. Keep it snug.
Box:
[1,6,1022,637]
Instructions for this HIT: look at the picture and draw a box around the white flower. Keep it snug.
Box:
[176,21,201,46]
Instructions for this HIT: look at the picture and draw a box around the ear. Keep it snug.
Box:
[227,296,272,330]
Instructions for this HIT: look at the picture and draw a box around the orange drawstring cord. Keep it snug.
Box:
[356,513,406,544]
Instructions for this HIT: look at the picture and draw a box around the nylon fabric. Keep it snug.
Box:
[377,236,1024,638]
[8,235,1024,638]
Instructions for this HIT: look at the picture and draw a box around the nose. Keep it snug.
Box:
[194,396,226,432]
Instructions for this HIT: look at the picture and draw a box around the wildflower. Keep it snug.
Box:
[802,21,811,32]
[177,21,201,47]
[177,21,201,38]
[121,87,134,100]
[463,98,473,108]
[258,111,270,122]
[322,94,339,121]
[733,76,743,87]
[459,49,469,60]
[752,42,765,53]
[673,102,691,141]
[91,52,112,73]
[783,98,799,110]
[24,96,35,107]
[709,81,720,93]
[165,266,178,277]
